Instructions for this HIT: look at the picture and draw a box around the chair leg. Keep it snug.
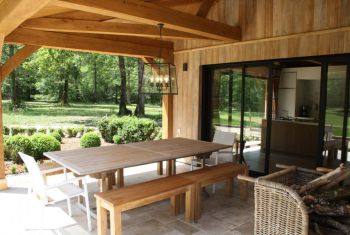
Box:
[83,177,92,232]
[67,198,72,216]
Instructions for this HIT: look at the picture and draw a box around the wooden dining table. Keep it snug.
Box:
[44,137,231,192]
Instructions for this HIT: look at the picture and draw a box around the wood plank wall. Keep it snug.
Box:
[173,0,350,140]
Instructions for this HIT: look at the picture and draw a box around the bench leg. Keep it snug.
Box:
[225,177,234,197]
[97,200,108,235]
[170,194,181,216]
[157,161,163,175]
[185,185,196,223]
[117,169,124,188]
[239,167,249,201]
[110,207,122,235]
[194,184,202,221]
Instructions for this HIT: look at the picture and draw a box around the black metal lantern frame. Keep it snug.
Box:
[141,23,178,95]
[142,61,178,95]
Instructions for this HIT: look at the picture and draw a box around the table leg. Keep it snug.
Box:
[97,199,108,235]
[107,172,116,190]
[117,169,124,188]
[166,160,173,176]
[99,173,108,192]
[157,161,163,175]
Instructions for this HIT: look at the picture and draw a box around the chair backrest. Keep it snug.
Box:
[212,130,236,152]
[19,152,46,197]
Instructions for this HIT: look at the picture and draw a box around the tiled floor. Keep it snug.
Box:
[0,162,254,235]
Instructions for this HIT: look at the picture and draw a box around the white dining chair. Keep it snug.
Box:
[19,152,92,231]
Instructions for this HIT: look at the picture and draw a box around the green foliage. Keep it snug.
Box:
[85,127,95,133]
[77,127,85,137]
[50,131,62,143]
[80,132,101,148]
[57,128,65,137]
[4,135,34,164]
[48,128,56,133]
[11,165,17,174]
[66,127,78,137]
[3,126,10,135]
[37,128,47,134]
[27,127,37,136]
[99,116,159,144]
[11,127,26,136]
[30,133,60,160]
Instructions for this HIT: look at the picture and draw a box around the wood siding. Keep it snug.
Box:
[173,0,350,139]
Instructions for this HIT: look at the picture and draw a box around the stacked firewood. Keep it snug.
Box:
[291,164,350,235]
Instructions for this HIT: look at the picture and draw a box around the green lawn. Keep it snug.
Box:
[3,101,162,127]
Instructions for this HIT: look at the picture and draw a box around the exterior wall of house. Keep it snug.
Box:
[173,0,350,139]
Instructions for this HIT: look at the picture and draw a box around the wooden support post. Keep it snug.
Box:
[0,34,8,190]
[194,183,202,220]
[239,167,249,201]
[99,173,108,192]
[107,172,116,190]
[162,95,173,139]
[110,207,122,235]
[170,195,181,216]
[157,161,163,175]
[185,184,195,223]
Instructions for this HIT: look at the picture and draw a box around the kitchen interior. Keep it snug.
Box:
[245,61,348,173]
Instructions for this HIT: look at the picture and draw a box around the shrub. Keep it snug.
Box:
[80,132,101,148]
[66,127,78,138]
[98,116,159,144]
[37,128,47,134]
[50,131,62,143]
[113,134,122,144]
[85,127,95,133]
[57,128,65,137]
[4,135,34,163]
[11,127,26,136]
[77,127,85,137]
[3,126,10,135]
[11,165,16,174]
[48,128,56,133]
[27,127,37,136]
[30,133,60,160]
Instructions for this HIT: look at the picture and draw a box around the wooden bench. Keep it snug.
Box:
[94,175,195,235]
[178,163,249,220]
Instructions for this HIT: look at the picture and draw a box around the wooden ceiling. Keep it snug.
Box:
[0,0,241,61]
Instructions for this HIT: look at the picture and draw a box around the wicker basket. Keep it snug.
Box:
[240,165,324,235]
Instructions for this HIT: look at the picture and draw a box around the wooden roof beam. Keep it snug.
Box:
[0,0,52,36]
[196,0,217,18]
[5,28,173,60]
[55,0,241,41]
[21,18,209,40]
[1,45,40,80]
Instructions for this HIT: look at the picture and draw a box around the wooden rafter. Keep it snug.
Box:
[0,0,52,36]
[196,0,216,18]
[21,18,209,40]
[55,0,241,41]
[5,28,173,60]
[1,45,40,80]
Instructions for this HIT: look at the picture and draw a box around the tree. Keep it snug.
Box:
[9,45,21,108]
[118,56,132,115]
[134,59,145,117]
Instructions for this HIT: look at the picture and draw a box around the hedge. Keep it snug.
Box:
[30,133,61,160]
[98,116,159,144]
[50,131,62,143]
[80,132,101,148]
[4,135,34,164]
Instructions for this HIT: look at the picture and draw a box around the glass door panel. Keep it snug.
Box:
[243,66,269,174]
[324,64,348,167]
[209,67,243,161]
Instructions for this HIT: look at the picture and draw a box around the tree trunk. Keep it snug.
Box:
[60,71,69,106]
[134,59,145,117]
[118,56,131,115]
[93,58,97,103]
[9,45,21,108]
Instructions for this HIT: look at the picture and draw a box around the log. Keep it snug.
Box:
[320,169,350,190]
[313,187,350,202]
[310,215,350,235]
[299,164,346,194]
[313,204,350,217]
